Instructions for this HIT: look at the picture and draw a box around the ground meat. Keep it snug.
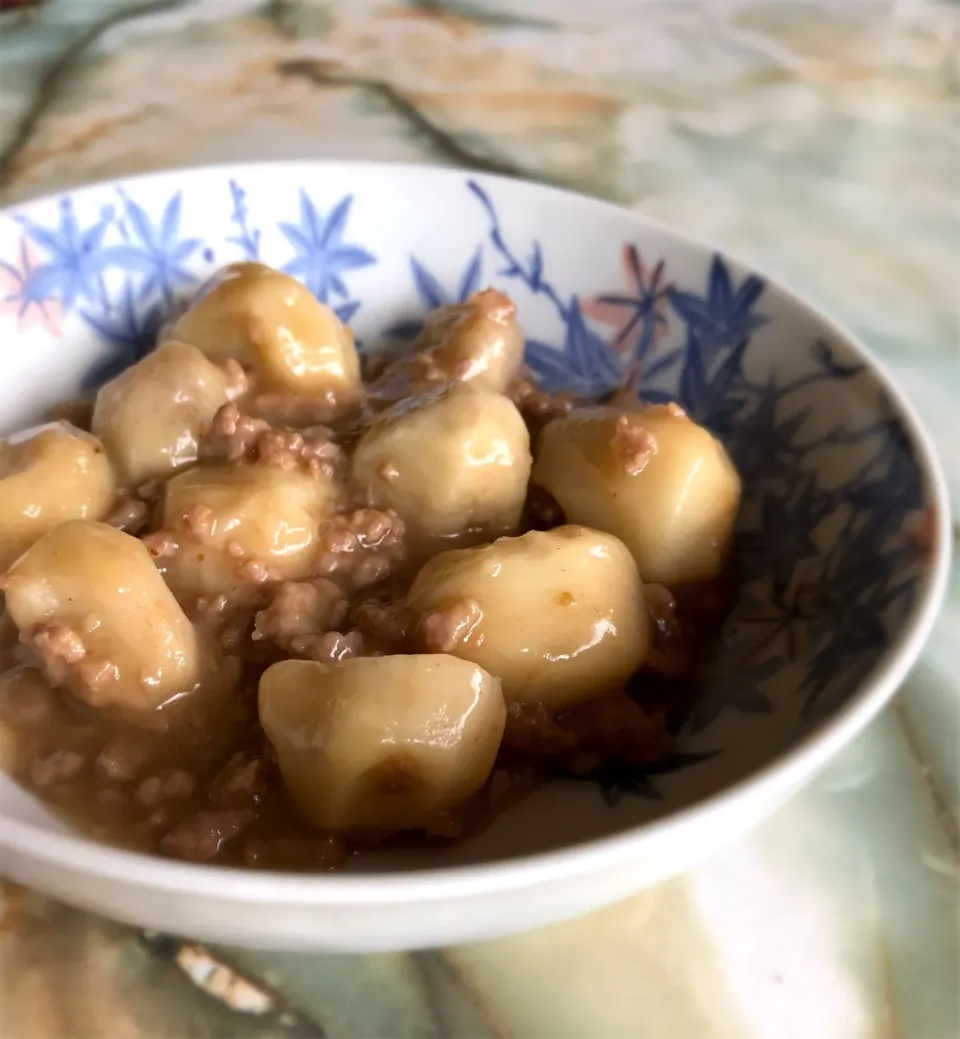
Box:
[159,808,256,863]
[256,427,341,478]
[314,509,406,591]
[28,625,87,690]
[235,558,276,584]
[219,358,249,401]
[27,623,93,698]
[5,285,730,873]
[104,497,150,535]
[96,738,151,781]
[502,702,578,757]
[610,416,658,475]
[501,695,671,775]
[75,660,122,703]
[136,769,196,806]
[351,508,403,550]
[507,377,575,434]
[194,593,228,619]
[416,599,483,653]
[224,539,245,560]
[289,629,364,663]
[200,403,343,479]
[182,503,215,540]
[324,529,358,555]
[244,577,366,661]
[31,625,86,667]
[208,537,279,586]
[26,625,119,707]
[96,788,124,812]
[210,753,268,807]
[142,531,179,559]
[0,676,56,726]
[559,695,672,772]
[252,579,347,649]
[315,544,351,577]
[28,749,85,788]
[146,806,173,831]
[354,599,407,649]
[352,555,394,589]
[485,765,536,810]
[195,594,259,653]
[200,403,271,463]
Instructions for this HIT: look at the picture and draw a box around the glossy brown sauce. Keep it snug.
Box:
[0,283,736,871]
[0,512,730,871]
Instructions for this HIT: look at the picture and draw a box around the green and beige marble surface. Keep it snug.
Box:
[0,1,958,1036]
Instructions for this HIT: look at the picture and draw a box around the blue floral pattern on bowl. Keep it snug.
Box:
[0,168,934,808]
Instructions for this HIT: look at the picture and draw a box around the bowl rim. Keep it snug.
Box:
[0,160,952,904]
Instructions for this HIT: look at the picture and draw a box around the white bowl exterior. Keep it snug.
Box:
[1,776,803,951]
[0,162,950,950]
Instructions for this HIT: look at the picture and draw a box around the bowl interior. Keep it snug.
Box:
[0,163,943,868]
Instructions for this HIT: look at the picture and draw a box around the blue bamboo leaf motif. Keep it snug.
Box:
[228,180,261,260]
[678,330,708,417]
[523,337,579,390]
[669,255,768,364]
[386,248,484,340]
[576,751,722,804]
[565,296,597,380]
[687,658,781,733]
[467,179,626,394]
[593,246,671,360]
[334,300,360,325]
[641,347,684,382]
[846,416,924,515]
[467,179,567,315]
[523,299,623,394]
[80,282,166,386]
[637,386,678,405]
[0,175,927,809]
[279,190,375,304]
[527,241,544,293]
[810,338,864,380]
[410,258,447,310]
[457,247,483,300]
[0,238,64,323]
[736,482,827,589]
[99,190,202,306]
[15,198,114,311]
[454,184,924,740]
[725,380,810,484]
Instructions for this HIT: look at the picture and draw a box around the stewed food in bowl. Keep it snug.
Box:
[0,260,742,869]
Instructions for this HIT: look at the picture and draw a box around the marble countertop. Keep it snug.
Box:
[0,2,957,1036]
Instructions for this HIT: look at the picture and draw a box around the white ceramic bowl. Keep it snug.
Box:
[0,163,950,951]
